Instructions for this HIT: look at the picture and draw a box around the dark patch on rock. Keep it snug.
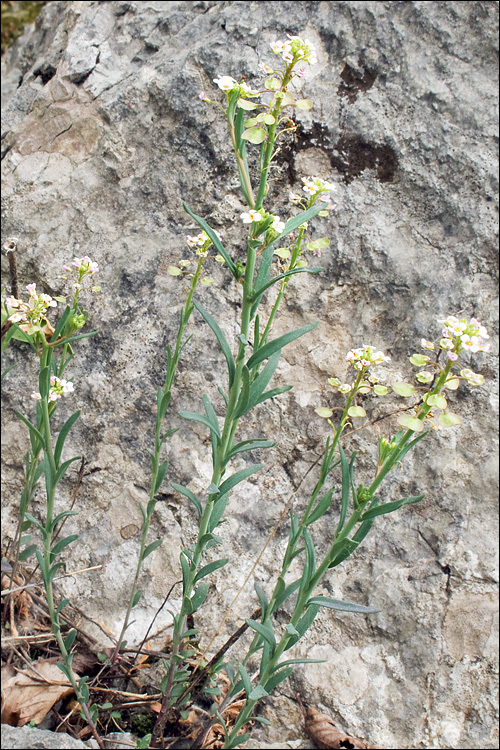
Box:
[337,61,378,103]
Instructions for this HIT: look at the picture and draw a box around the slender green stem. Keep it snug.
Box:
[112,261,205,665]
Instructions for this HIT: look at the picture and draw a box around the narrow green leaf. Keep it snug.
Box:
[208,493,229,532]
[18,544,38,561]
[337,444,350,534]
[217,464,263,497]
[327,538,359,568]
[275,658,325,669]
[171,483,203,517]
[306,488,334,526]
[300,529,316,596]
[15,412,45,450]
[278,203,323,239]
[50,305,71,342]
[194,558,229,583]
[246,619,276,649]
[234,365,251,418]
[252,266,322,300]
[238,664,253,698]
[143,539,163,559]
[54,411,80,466]
[47,562,65,584]
[203,394,221,438]
[251,244,275,318]
[263,667,293,694]
[253,385,292,406]
[223,439,275,465]
[64,629,77,652]
[25,513,45,533]
[361,494,425,521]
[246,350,281,409]
[246,322,318,370]
[273,579,301,610]
[249,684,269,700]
[132,591,142,608]
[56,598,70,615]
[180,552,190,590]
[191,582,210,611]
[51,535,78,559]
[183,204,237,276]
[52,330,98,347]
[50,509,78,533]
[254,582,268,619]
[154,460,169,494]
[54,456,81,487]
[308,596,381,614]
[193,299,236,387]
[180,410,220,436]
[56,662,73,683]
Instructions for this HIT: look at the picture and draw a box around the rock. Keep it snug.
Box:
[0,724,98,749]
[1,3,498,750]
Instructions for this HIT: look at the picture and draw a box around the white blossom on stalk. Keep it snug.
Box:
[213,75,238,91]
[240,210,262,224]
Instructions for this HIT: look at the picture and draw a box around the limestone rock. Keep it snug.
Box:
[1,3,498,749]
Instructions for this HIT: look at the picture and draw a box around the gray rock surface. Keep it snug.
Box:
[1,2,498,749]
[1,723,98,749]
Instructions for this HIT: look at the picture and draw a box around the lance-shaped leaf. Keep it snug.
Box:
[246,321,318,370]
[263,667,293,694]
[54,411,80,467]
[16,412,45,450]
[171,483,203,517]
[253,385,292,406]
[193,299,236,387]
[183,204,237,277]
[50,535,78,561]
[274,203,324,242]
[222,439,275,466]
[251,244,275,318]
[143,539,163,559]
[251,266,322,300]
[50,509,78,533]
[299,529,316,596]
[238,664,253,698]
[194,558,229,583]
[208,493,229,532]
[273,578,301,610]
[18,544,38,561]
[284,603,320,650]
[217,463,263,498]
[50,305,72,343]
[190,582,210,611]
[247,348,280,401]
[246,619,276,650]
[360,494,425,521]
[202,395,221,438]
[308,596,381,614]
[337,444,351,534]
[306,487,334,526]
[180,410,221,440]
[54,456,81,488]
[52,330,97,347]
[64,629,78,652]
[234,365,251,418]
[327,537,359,569]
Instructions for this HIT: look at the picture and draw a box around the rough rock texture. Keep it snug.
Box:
[1,2,498,749]
[1,723,98,749]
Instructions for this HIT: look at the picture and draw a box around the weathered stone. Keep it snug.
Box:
[1,2,498,750]
[1,723,98,750]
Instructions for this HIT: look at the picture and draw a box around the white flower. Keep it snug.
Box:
[240,210,262,223]
[271,215,285,233]
[213,75,238,91]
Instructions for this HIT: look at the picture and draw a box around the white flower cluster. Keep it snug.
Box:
[270,35,317,66]
[61,256,99,292]
[32,376,74,403]
[6,284,57,326]
[301,176,336,202]
[346,345,391,371]
[212,76,259,97]
[441,315,489,355]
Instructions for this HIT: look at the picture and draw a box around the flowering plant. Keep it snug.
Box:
[1,30,491,750]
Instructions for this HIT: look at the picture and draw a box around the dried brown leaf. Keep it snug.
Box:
[297,695,381,749]
[1,658,79,727]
